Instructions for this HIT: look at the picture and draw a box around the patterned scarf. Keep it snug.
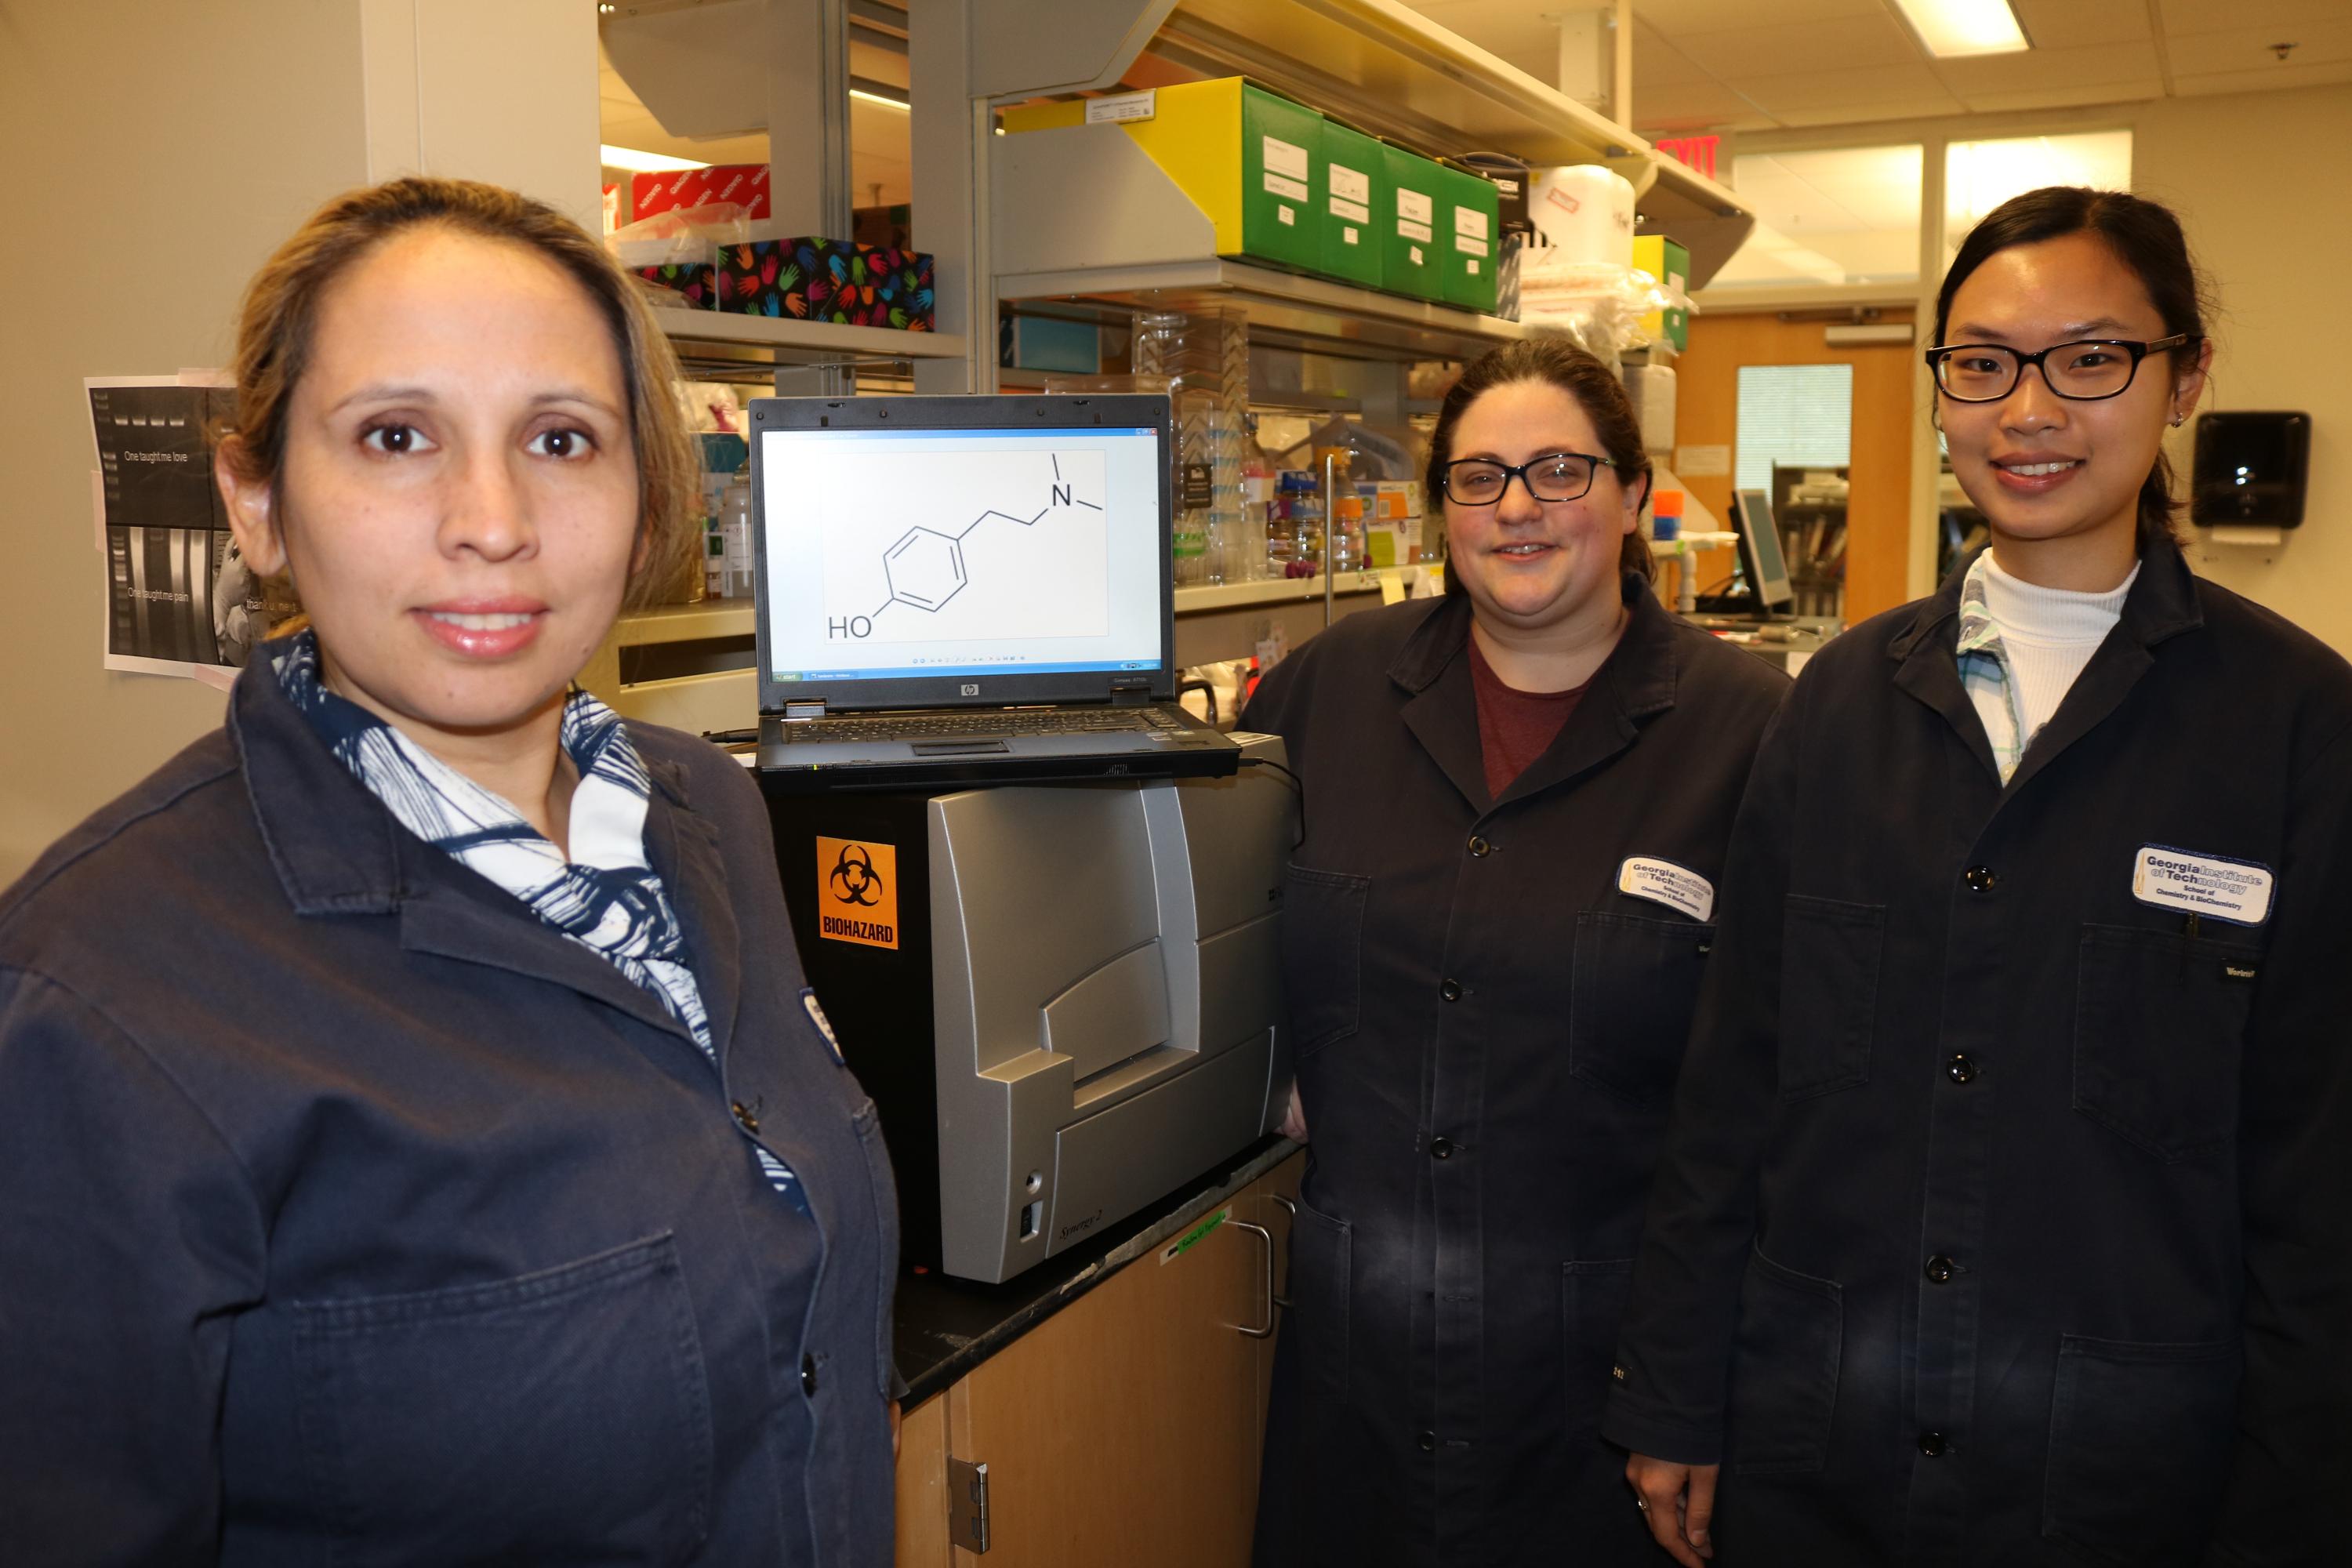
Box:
[270,629,713,1048]
[270,631,809,1214]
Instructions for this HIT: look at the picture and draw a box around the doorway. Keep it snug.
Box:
[1663,309,1916,623]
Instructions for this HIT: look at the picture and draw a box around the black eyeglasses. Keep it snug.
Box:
[1925,335,2198,403]
[1438,452,1617,506]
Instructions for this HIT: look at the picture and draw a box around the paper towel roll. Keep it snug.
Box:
[1530,165,1635,267]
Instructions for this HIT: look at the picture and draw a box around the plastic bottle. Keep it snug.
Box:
[719,463,756,601]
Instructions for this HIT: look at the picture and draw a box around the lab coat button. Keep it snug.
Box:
[1429,1136,1455,1160]
[1439,978,1463,1002]
[1417,1430,1438,1452]
[1468,835,1492,857]
[1925,1254,1955,1284]
[731,1100,760,1134]
[1919,1431,1948,1457]
[802,1354,818,1396]
[1963,866,1998,893]
[1947,1054,1978,1084]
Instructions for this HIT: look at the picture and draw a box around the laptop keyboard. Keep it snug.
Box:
[774,707,1184,744]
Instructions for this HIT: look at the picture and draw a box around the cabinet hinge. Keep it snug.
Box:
[948,1457,991,1554]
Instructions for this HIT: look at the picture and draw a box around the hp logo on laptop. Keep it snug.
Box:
[961,684,979,696]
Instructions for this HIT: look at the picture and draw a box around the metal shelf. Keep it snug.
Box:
[999,258,1535,364]
[648,304,967,365]
[1175,564,1427,613]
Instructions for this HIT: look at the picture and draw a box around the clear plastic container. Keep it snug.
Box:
[1132,309,1248,586]
[718,463,756,600]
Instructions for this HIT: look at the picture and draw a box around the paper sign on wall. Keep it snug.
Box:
[1675,444,1731,477]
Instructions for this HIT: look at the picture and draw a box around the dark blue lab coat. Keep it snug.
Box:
[0,650,899,1564]
[1606,546,2352,1566]
[1244,576,1788,1566]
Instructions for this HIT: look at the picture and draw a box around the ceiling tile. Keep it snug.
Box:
[1632,16,1715,85]
[1633,80,1774,132]
[1774,98,1969,127]
[1735,60,1960,112]
[1637,0,1886,34]
[2165,20,2352,69]
[1929,38,2165,89]
[1672,15,1920,79]
[2158,0,2351,32]
[1956,82,2165,112]
[2009,0,2154,49]
[2171,57,2352,93]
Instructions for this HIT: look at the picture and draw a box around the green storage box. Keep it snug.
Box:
[1380,144,1446,302]
[1437,162,1502,315]
[1318,119,1385,289]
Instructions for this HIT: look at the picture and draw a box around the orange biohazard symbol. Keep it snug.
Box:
[816,837,898,949]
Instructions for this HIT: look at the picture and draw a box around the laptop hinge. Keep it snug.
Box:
[782,700,827,721]
[1109,679,1152,706]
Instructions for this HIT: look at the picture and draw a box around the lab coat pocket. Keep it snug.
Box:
[1777,895,1885,1100]
[1562,1258,1635,1439]
[2074,925,2256,1162]
[1570,914,1714,1105]
[1285,1195,1354,1409]
[1279,864,1370,1058]
[2041,1334,2240,1568]
[292,1233,713,1566]
[1726,1244,1842,1475]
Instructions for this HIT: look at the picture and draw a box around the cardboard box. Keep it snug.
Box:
[715,238,935,330]
[630,164,772,221]
[1632,234,1691,351]
[1437,162,1501,316]
[1002,78,1326,278]
[1318,118,1385,289]
[1381,144,1446,302]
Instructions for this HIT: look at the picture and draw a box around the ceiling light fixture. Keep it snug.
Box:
[598,143,711,173]
[1889,0,2028,58]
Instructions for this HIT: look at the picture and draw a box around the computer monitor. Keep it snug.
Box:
[1733,487,1795,617]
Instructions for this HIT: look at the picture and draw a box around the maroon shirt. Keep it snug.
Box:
[1468,633,1589,798]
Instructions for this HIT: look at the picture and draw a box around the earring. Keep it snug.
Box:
[2169,413,2185,427]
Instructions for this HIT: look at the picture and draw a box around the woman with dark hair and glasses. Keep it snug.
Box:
[1611,187,2352,1567]
[1242,338,1787,1566]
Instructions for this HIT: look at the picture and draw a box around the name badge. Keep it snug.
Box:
[801,987,845,1064]
[1618,856,1715,922]
[2131,844,2275,927]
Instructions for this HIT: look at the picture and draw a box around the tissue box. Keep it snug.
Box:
[715,238,935,329]
[633,261,717,309]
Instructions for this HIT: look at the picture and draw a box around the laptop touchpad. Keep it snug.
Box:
[912,740,1012,756]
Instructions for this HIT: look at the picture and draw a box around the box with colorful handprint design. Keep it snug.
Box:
[713,238,935,331]
[633,261,717,310]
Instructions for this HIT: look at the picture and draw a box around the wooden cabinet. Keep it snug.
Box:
[895,1152,1304,1567]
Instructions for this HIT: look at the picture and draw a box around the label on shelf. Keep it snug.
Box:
[1399,220,1433,243]
[1456,234,1489,256]
[1261,135,1309,180]
[1330,164,1371,205]
[1277,205,1295,225]
[1455,206,1490,241]
[1397,189,1434,223]
[1085,89,1156,125]
[1330,196,1370,223]
[1343,226,1359,245]
[1264,171,1310,201]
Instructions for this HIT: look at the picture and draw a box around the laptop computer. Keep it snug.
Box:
[748,393,1243,791]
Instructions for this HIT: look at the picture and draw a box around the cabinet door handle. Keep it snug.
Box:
[1230,1220,1276,1338]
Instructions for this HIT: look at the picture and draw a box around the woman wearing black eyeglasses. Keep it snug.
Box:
[1242,338,1787,1566]
[1610,187,2352,1568]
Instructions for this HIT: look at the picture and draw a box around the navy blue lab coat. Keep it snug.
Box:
[1243,577,1788,1566]
[1605,546,2352,1566]
[0,650,899,1565]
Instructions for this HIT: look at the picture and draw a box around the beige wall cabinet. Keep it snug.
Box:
[896,1152,1303,1568]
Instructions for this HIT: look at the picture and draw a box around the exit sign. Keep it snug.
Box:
[1655,135,1720,180]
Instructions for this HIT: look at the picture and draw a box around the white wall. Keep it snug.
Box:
[2136,85,2352,652]
[0,0,599,887]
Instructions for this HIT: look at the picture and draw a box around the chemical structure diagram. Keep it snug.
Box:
[827,454,1101,641]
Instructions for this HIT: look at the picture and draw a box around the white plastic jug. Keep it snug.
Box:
[1530,165,1636,267]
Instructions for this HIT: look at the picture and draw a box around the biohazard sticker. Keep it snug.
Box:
[816,837,898,949]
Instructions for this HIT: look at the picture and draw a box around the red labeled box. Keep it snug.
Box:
[630,164,771,221]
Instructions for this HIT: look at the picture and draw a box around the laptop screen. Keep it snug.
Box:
[757,423,1167,691]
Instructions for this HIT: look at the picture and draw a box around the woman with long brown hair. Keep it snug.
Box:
[0,177,898,1564]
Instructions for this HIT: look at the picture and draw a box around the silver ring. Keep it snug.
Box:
[1635,1497,1650,1512]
